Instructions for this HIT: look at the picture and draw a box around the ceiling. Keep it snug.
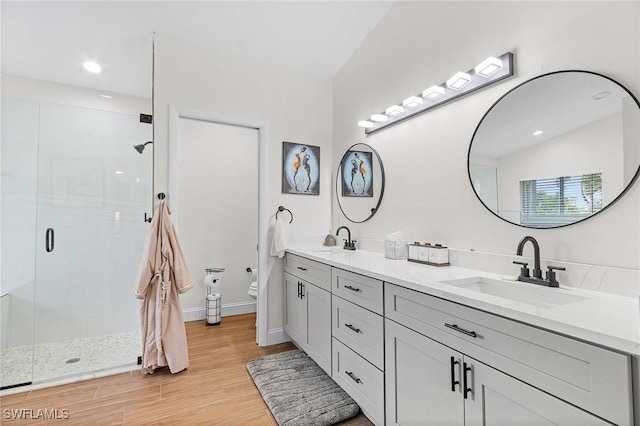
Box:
[1,1,395,99]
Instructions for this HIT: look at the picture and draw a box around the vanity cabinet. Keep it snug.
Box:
[385,283,633,426]
[283,251,635,426]
[331,268,385,426]
[283,254,332,375]
[386,318,608,425]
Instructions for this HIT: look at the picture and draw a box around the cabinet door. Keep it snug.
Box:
[284,272,305,346]
[385,319,464,426]
[304,282,332,375]
[465,360,609,426]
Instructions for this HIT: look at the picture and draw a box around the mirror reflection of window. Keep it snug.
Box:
[520,173,602,227]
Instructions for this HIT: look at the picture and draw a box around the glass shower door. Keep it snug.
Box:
[31,101,152,382]
[0,97,39,389]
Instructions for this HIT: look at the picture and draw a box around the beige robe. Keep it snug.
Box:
[134,201,193,374]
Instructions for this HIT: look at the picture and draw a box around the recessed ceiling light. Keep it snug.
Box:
[357,120,374,128]
[402,96,423,108]
[115,170,124,175]
[100,94,113,99]
[592,91,611,100]
[83,61,101,73]
[532,130,544,136]
[446,72,471,90]
[385,105,404,116]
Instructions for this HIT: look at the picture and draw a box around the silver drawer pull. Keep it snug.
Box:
[445,323,477,338]
[297,266,308,271]
[344,323,361,333]
[344,285,361,292]
[345,370,361,384]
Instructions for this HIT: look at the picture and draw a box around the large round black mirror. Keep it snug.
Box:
[468,70,640,228]
[336,143,385,223]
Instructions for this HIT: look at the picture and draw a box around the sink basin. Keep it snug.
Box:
[439,276,589,308]
[312,247,348,255]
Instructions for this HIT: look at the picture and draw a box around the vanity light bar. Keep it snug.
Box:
[359,52,514,135]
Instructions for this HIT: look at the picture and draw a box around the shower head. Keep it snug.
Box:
[134,141,153,154]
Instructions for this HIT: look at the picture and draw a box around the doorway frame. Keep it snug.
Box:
[168,105,269,346]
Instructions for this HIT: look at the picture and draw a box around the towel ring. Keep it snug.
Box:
[276,206,293,223]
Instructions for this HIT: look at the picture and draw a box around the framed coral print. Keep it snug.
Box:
[282,142,320,195]
[341,150,373,197]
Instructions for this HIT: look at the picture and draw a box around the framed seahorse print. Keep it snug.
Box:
[282,141,320,195]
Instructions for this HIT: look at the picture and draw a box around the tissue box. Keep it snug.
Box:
[385,240,408,260]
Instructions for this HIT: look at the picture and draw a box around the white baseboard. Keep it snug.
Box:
[266,328,290,346]
[183,301,256,323]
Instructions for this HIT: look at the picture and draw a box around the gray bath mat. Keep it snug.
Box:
[247,349,360,426]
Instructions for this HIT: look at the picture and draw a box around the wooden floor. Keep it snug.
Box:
[0,313,373,425]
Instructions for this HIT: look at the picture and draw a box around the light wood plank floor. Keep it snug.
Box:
[0,313,373,425]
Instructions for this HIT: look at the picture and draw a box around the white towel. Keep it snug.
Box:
[270,217,288,258]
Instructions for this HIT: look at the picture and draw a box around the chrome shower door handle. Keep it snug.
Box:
[45,228,55,252]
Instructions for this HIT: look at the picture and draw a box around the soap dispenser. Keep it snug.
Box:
[323,230,337,246]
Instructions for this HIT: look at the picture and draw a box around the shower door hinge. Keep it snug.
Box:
[139,114,152,124]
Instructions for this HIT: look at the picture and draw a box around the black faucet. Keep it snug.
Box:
[514,236,565,287]
[336,226,356,250]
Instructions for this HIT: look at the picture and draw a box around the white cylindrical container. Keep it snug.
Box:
[206,293,221,325]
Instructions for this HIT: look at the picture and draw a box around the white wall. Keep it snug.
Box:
[174,117,259,317]
[152,34,332,333]
[333,2,640,278]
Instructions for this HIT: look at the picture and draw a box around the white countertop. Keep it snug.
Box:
[287,246,640,356]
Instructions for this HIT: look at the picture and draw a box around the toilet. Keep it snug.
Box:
[248,281,258,299]
[247,267,258,300]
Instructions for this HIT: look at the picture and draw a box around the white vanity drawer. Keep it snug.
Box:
[284,253,331,292]
[332,338,384,426]
[332,295,384,370]
[385,283,633,426]
[332,268,383,314]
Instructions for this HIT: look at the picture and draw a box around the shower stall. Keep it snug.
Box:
[1,93,153,390]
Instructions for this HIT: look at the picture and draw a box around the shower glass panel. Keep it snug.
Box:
[0,97,152,388]
[1,97,39,388]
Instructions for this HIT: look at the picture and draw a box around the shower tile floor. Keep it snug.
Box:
[1,331,140,388]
